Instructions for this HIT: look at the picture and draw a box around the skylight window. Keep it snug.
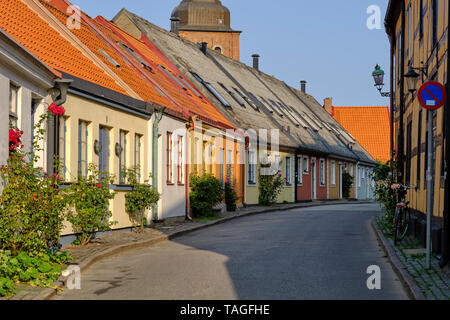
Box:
[286,105,309,128]
[178,76,202,97]
[233,88,258,110]
[191,72,204,83]
[258,96,274,113]
[218,83,245,107]
[302,112,319,131]
[204,82,231,108]
[159,65,186,90]
[267,99,284,117]
[98,49,120,68]
[246,92,261,111]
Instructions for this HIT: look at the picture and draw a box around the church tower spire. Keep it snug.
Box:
[171,0,242,60]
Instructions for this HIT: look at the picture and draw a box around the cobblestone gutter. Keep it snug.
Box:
[373,215,450,300]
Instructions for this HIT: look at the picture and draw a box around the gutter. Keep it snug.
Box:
[398,0,406,184]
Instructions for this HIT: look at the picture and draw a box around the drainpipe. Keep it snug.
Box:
[185,118,194,221]
[440,8,450,267]
[385,19,395,178]
[152,106,165,224]
[398,0,406,184]
[48,79,73,175]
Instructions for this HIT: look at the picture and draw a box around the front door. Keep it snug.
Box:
[339,163,343,198]
[311,158,316,200]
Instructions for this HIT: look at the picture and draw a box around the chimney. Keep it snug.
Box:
[300,80,307,93]
[170,16,180,35]
[323,97,334,115]
[252,54,260,71]
[200,42,208,55]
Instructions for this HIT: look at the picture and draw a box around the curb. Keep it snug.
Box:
[370,219,426,300]
[35,200,374,300]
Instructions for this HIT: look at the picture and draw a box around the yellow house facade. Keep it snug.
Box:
[385,0,449,258]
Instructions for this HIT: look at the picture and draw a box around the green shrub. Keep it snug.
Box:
[342,172,353,198]
[258,172,285,206]
[224,181,238,212]
[0,112,70,256]
[124,167,160,232]
[373,160,397,234]
[67,164,117,246]
[190,174,223,217]
[0,250,71,297]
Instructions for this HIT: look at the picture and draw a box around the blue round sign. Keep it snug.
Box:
[418,81,447,110]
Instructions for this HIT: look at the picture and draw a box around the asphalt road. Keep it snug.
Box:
[54,203,409,300]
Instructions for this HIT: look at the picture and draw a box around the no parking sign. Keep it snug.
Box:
[418,81,447,110]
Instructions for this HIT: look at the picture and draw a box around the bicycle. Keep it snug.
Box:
[391,184,416,246]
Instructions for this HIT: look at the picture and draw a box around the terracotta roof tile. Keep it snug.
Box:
[0,0,127,95]
[332,106,391,163]
[99,19,234,128]
[41,0,171,108]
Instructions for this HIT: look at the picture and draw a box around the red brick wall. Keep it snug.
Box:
[178,30,240,60]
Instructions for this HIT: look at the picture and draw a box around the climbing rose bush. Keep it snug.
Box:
[8,129,23,152]
[48,102,65,116]
[1,111,71,256]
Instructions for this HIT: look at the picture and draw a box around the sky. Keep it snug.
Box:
[70,0,391,107]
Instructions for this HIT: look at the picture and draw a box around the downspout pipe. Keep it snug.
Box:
[48,78,73,175]
[385,19,395,178]
[152,106,165,224]
[398,0,406,184]
[440,8,450,267]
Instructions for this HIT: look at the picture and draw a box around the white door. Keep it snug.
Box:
[338,163,343,198]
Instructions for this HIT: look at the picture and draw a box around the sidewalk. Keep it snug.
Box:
[372,216,450,300]
[4,200,372,300]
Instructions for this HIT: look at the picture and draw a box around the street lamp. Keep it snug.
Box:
[372,64,390,97]
[405,68,420,93]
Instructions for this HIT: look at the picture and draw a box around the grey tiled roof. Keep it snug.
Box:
[114,9,377,165]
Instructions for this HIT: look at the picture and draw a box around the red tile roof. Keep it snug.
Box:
[0,0,128,95]
[332,106,391,163]
[96,18,233,129]
[44,0,234,129]
[41,0,171,108]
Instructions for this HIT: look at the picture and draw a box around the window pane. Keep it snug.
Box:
[9,84,18,113]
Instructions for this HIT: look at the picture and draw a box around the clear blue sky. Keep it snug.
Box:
[71,0,390,107]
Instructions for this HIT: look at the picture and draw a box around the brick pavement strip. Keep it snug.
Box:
[4,200,373,300]
[371,218,450,300]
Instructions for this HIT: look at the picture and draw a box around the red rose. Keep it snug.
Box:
[48,103,65,116]
[33,195,37,200]
[96,184,102,188]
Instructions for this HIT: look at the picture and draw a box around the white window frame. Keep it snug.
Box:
[247,149,257,185]
[303,156,309,174]
[285,156,292,186]
[135,134,142,183]
[9,83,19,128]
[297,155,303,185]
[320,158,325,186]
[78,120,89,177]
[331,160,336,186]
[119,130,128,184]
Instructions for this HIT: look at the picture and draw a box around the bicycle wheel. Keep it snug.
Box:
[394,207,401,245]
[397,208,411,241]
[394,207,410,245]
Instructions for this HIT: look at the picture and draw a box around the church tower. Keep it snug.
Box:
[171,0,241,61]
